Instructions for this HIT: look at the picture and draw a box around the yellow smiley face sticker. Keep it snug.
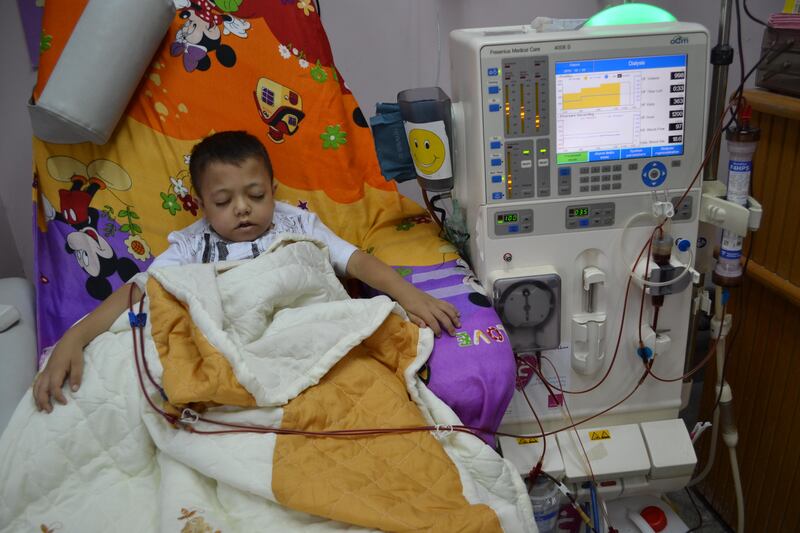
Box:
[408,128,446,175]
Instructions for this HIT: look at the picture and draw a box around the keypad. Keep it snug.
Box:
[574,165,625,194]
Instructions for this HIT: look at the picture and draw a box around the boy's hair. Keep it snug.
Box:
[189,131,273,195]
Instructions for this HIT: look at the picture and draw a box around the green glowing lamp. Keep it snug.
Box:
[584,3,677,27]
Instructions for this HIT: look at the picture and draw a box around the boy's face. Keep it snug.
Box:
[196,157,276,242]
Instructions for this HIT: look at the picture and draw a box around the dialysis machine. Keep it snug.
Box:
[447,21,709,497]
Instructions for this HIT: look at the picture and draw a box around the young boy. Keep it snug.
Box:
[34,131,460,413]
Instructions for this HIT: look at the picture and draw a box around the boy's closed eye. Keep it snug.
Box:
[212,194,231,206]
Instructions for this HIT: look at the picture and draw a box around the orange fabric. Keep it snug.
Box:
[147,280,501,531]
[147,276,256,408]
[35,0,396,204]
[273,314,502,532]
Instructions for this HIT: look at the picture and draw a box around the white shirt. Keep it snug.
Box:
[147,202,358,276]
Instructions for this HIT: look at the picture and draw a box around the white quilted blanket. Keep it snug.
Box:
[0,236,534,532]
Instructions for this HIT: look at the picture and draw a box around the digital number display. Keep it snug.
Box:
[496,213,519,224]
[569,207,590,217]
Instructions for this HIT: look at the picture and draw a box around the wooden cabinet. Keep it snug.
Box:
[696,89,800,531]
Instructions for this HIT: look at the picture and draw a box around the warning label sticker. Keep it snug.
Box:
[589,429,611,441]
[517,437,540,445]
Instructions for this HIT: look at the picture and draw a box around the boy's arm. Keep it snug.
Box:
[345,250,460,336]
[33,283,141,413]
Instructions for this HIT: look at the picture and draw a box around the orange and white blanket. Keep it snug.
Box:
[0,236,533,532]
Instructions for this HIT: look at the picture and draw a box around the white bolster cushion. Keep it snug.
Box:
[28,0,175,145]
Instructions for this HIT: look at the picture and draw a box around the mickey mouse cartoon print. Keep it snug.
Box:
[171,0,250,72]
[42,157,140,301]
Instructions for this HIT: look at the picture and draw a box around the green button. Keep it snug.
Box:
[557,152,589,164]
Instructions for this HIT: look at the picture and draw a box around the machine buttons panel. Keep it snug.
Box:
[572,165,624,195]
[565,202,616,230]
[505,140,535,199]
[536,138,551,197]
[558,167,572,196]
[493,209,534,237]
[641,161,668,187]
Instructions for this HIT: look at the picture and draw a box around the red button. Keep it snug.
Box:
[640,506,668,532]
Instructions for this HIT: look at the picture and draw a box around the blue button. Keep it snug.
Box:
[589,150,621,162]
[491,158,502,167]
[489,104,501,112]
[491,175,503,183]
[621,147,652,159]
[490,141,502,150]
[641,161,668,187]
[652,145,683,157]
[488,68,499,76]
[579,219,590,227]
[492,192,504,200]
[488,86,500,94]
[559,167,572,177]
[509,225,519,233]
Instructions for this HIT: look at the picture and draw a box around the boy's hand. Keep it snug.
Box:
[397,288,461,337]
[344,251,461,336]
[30,282,139,413]
[33,335,84,413]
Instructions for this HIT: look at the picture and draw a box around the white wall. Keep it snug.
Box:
[1,3,36,280]
[0,1,785,281]
[321,0,783,203]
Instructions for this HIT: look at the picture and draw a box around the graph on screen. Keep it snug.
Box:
[562,81,633,110]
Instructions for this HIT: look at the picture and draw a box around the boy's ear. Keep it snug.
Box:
[272,180,278,194]
[196,195,205,209]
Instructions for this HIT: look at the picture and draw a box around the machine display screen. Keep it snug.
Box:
[496,213,519,224]
[568,207,590,218]
[554,54,686,164]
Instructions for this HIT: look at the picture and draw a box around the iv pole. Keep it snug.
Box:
[684,2,746,532]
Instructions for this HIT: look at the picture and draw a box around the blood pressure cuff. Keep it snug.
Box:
[369,102,417,183]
